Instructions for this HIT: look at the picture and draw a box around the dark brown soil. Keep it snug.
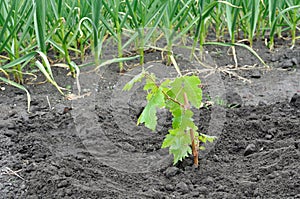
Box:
[1,38,300,198]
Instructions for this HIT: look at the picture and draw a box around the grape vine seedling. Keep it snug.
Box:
[123,69,216,167]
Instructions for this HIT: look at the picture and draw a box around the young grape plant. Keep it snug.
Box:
[123,69,216,167]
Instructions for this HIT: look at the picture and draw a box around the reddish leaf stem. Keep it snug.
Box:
[183,92,199,167]
[190,129,198,167]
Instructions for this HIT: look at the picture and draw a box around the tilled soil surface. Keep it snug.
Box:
[1,39,300,198]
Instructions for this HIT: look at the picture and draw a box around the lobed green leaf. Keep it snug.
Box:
[169,76,202,108]
[199,133,217,144]
[162,128,192,165]
[137,87,165,131]
[122,71,145,91]
[172,109,197,132]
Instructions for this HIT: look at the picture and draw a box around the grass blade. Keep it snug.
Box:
[204,41,268,67]
[33,0,46,53]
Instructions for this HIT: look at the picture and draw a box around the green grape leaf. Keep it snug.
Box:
[169,76,202,108]
[172,109,197,131]
[165,89,183,129]
[165,90,180,110]
[162,129,192,165]
[143,73,157,91]
[144,79,158,101]
[199,146,206,150]
[160,79,171,90]
[123,71,146,91]
[199,133,217,143]
[170,106,182,129]
[137,87,165,131]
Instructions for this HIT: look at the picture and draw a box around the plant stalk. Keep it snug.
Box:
[190,128,199,167]
[184,92,199,167]
[166,39,172,65]
[139,29,145,65]
[116,20,124,72]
